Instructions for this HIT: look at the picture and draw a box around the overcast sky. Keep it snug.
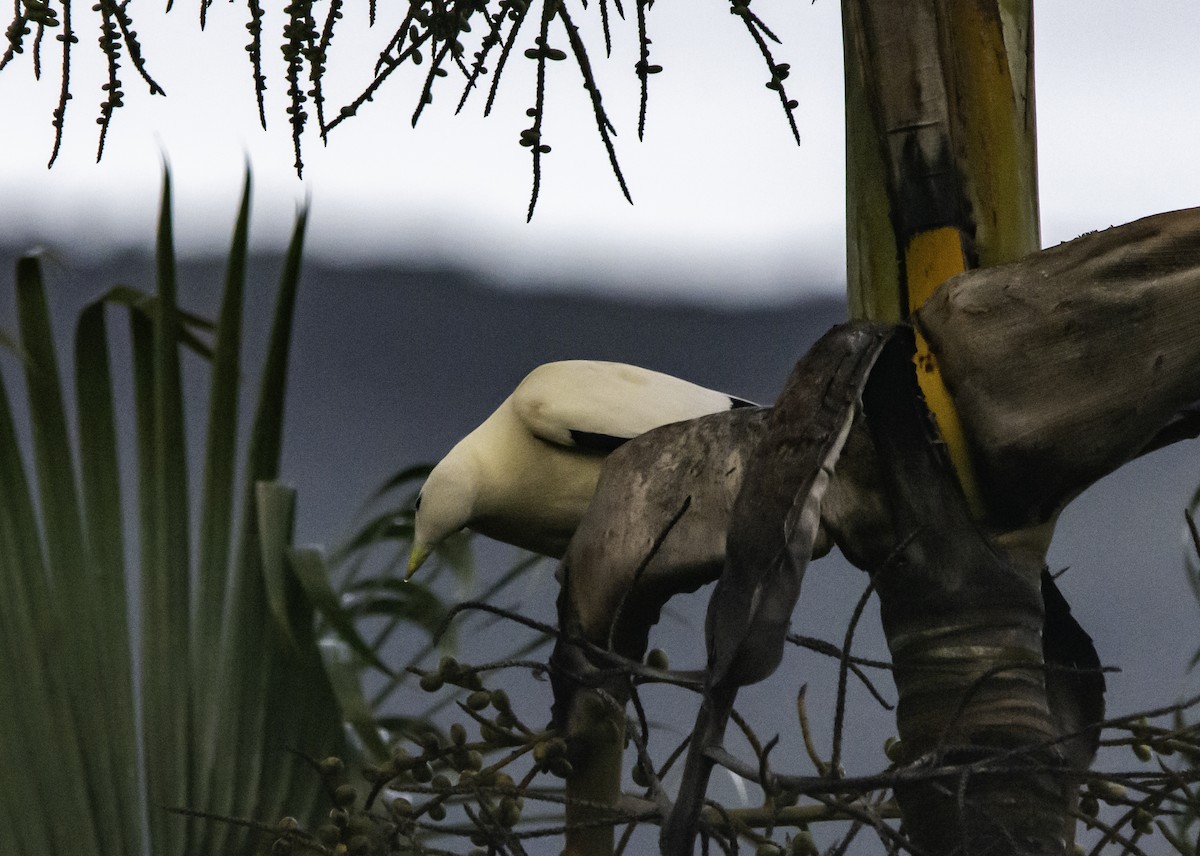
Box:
[2,1,1199,301]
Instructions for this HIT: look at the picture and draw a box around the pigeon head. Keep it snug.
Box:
[407,448,478,577]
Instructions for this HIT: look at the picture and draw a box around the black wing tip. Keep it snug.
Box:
[569,429,630,454]
[729,396,756,409]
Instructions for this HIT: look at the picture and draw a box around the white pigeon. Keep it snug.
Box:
[407,360,755,576]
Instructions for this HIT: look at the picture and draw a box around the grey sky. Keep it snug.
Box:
[2,1,1198,301]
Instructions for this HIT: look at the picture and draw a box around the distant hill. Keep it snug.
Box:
[0,248,847,537]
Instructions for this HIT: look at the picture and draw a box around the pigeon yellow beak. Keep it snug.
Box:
[407,542,433,579]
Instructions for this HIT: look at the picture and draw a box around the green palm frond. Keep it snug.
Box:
[0,166,543,856]
[0,169,353,856]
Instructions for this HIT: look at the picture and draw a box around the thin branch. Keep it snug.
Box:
[597,0,611,56]
[95,0,121,160]
[323,13,430,135]
[730,1,800,145]
[556,1,630,203]
[729,705,768,777]
[830,576,877,774]
[32,16,44,79]
[0,0,31,73]
[827,815,868,856]
[47,0,74,167]
[411,36,454,126]
[607,495,691,652]
[111,0,162,94]
[633,0,649,139]
[786,632,894,709]
[523,0,554,220]
[795,685,830,774]
[624,700,673,812]
[455,1,504,114]
[244,0,267,128]
[1079,804,1156,856]
[435,599,563,645]
[281,0,317,175]
[465,801,531,856]
[483,0,530,116]
[311,0,343,135]
[371,15,410,77]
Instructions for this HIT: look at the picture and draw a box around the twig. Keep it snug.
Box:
[1077,806,1155,856]
[434,599,562,645]
[795,684,831,775]
[556,1,631,204]
[786,633,894,709]
[831,576,877,774]
[608,495,691,652]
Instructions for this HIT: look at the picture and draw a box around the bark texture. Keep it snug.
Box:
[917,207,1200,528]
[842,0,1039,322]
[863,329,1080,856]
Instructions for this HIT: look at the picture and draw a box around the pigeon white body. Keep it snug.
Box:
[408,360,754,574]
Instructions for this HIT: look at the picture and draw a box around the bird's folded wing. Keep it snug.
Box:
[511,360,750,451]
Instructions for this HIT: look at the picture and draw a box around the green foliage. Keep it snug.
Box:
[0,169,350,855]
[0,168,558,855]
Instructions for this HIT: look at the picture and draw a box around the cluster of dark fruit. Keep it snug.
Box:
[268,655,577,854]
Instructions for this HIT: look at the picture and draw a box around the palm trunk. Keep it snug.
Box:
[843,0,1039,515]
[864,331,1072,855]
[843,2,1077,852]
